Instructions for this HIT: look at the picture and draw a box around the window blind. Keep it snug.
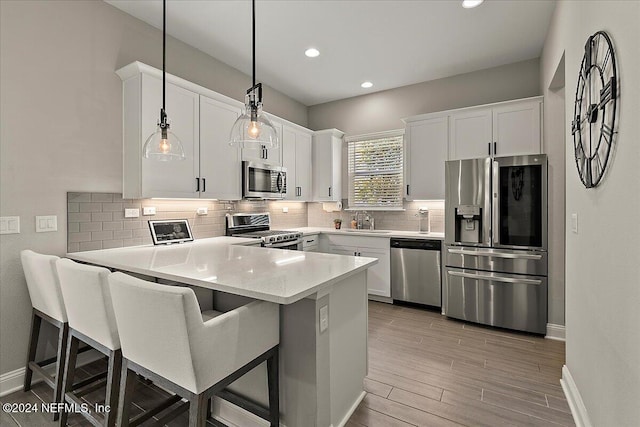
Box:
[348,133,404,209]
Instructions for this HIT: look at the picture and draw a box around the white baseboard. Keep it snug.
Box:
[545,323,566,341]
[0,350,102,397]
[560,365,593,427]
[335,390,366,427]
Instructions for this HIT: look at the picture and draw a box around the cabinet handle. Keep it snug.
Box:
[329,187,332,197]
[202,178,206,193]
[494,142,497,156]
[196,177,200,192]
[406,184,410,196]
[488,142,491,156]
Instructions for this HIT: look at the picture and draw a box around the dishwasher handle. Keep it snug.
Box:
[391,238,441,250]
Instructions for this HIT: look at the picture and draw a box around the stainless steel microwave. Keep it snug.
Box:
[242,161,287,199]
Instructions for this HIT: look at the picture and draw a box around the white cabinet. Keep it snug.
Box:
[122,72,200,199]
[282,126,313,201]
[326,234,390,298]
[302,234,319,252]
[312,129,344,201]
[404,116,448,200]
[199,96,242,200]
[241,119,283,166]
[448,97,542,160]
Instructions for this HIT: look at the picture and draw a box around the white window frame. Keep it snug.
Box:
[346,129,405,211]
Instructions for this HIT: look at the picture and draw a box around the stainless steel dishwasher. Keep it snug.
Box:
[390,238,442,307]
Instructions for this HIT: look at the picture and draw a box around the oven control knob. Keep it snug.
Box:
[270,237,277,243]
[277,236,283,241]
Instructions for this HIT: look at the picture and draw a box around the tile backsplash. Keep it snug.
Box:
[307,200,445,233]
[67,192,307,252]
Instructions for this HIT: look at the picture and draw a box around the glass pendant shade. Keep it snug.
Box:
[143,122,186,161]
[229,103,279,149]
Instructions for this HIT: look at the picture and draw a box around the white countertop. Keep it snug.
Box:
[67,237,377,305]
[292,227,445,240]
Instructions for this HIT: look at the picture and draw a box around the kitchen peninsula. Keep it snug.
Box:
[68,237,377,427]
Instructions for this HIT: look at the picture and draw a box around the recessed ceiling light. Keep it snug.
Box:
[462,0,484,8]
[361,81,373,88]
[305,48,320,58]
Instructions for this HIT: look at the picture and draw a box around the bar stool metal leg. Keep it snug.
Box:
[23,310,42,392]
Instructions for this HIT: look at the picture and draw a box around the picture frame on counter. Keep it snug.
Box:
[148,219,194,245]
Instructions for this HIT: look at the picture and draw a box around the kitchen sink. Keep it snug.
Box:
[340,229,390,234]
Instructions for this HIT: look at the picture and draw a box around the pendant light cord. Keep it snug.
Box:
[162,0,166,115]
[252,0,256,88]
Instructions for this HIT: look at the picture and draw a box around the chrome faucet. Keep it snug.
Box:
[356,211,375,230]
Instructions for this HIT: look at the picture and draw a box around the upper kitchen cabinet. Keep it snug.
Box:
[120,70,200,199]
[403,116,448,200]
[200,96,242,200]
[312,129,344,202]
[282,125,313,201]
[449,97,542,160]
[241,119,283,166]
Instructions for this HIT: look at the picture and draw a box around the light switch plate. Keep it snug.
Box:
[35,215,57,233]
[124,208,140,218]
[319,305,329,333]
[571,213,578,234]
[0,216,20,234]
[196,207,208,215]
[282,207,289,213]
[143,207,156,216]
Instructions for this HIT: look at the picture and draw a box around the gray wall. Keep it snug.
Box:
[0,0,307,377]
[308,58,541,135]
[541,1,640,425]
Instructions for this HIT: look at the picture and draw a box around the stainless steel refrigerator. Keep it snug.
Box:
[444,154,548,334]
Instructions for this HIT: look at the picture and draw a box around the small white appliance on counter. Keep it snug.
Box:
[226,213,302,250]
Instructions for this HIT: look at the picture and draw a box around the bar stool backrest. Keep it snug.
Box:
[108,272,203,391]
[20,250,67,322]
[56,259,120,351]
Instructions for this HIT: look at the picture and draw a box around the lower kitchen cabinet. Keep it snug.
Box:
[326,235,390,298]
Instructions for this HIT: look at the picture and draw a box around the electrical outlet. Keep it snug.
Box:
[124,208,140,218]
[282,207,289,213]
[319,305,329,333]
[196,207,208,215]
[35,215,57,233]
[571,213,578,234]
[143,207,156,216]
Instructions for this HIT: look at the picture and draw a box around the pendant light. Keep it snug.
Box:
[143,0,185,161]
[229,0,279,149]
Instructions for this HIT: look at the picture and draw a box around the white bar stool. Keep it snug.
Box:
[20,250,69,421]
[108,272,280,427]
[56,258,122,427]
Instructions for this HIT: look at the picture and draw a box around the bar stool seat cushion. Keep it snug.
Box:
[56,259,120,351]
[20,250,67,322]
[108,272,279,395]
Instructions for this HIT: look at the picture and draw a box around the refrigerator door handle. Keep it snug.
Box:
[492,160,499,246]
[447,248,543,260]
[447,270,542,286]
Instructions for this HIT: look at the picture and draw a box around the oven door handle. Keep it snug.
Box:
[263,239,302,249]
[447,248,542,260]
[447,270,542,285]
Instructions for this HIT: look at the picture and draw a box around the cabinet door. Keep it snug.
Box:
[296,132,312,201]
[312,132,341,201]
[141,74,199,198]
[359,247,391,298]
[199,96,242,200]
[449,108,492,160]
[492,100,541,157]
[281,126,297,200]
[406,117,448,200]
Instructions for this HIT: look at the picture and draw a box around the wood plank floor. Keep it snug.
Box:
[349,301,574,427]
[1,301,573,426]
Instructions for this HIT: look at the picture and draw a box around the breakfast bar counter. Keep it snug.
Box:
[67,237,377,427]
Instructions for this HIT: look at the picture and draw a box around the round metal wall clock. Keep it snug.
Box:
[571,31,618,188]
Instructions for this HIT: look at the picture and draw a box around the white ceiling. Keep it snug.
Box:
[106,0,556,106]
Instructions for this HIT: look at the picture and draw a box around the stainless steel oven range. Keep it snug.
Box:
[444,154,548,334]
[226,213,302,250]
